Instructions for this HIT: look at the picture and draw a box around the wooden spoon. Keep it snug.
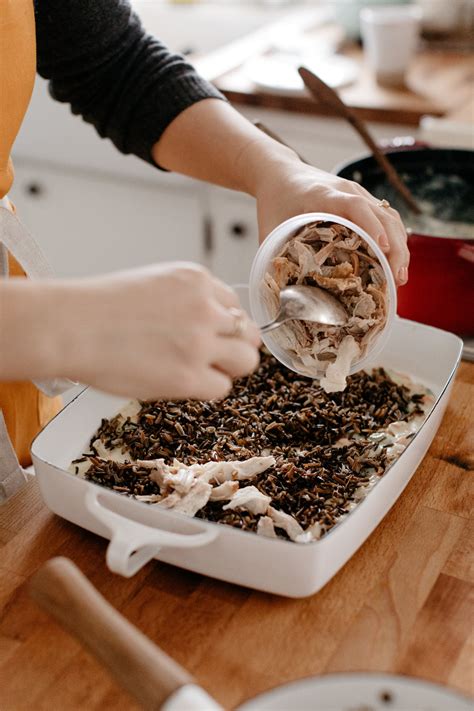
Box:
[298,65,422,215]
[253,120,311,165]
[30,557,224,711]
[255,117,472,239]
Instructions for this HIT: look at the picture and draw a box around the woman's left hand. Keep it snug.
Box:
[254,158,409,286]
[153,99,409,286]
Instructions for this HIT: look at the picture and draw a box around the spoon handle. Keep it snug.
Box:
[260,319,285,334]
[298,66,422,216]
[253,120,311,165]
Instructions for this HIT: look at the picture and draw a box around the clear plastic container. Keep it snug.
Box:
[248,212,397,378]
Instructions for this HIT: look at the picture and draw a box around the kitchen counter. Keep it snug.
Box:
[202,16,474,126]
[217,52,473,126]
[0,362,473,709]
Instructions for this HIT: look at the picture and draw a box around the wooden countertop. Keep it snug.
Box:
[207,16,474,126]
[1,362,473,710]
[216,49,474,126]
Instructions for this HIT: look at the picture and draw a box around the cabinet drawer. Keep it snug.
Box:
[10,162,204,277]
[207,189,259,285]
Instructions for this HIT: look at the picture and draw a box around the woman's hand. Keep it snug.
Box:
[63,263,261,400]
[153,99,409,286]
[1,263,260,401]
[254,158,410,286]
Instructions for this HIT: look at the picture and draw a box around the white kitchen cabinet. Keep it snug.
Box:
[206,187,260,285]
[10,161,205,277]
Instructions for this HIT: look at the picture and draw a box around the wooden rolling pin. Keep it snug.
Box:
[30,557,224,711]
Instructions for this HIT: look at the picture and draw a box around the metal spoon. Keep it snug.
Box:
[260,284,348,334]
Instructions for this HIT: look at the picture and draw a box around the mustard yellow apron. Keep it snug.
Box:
[0,1,65,499]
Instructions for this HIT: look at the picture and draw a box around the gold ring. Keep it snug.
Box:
[377,199,391,209]
[228,307,246,338]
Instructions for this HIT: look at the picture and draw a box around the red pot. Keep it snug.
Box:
[399,233,473,335]
[336,147,474,336]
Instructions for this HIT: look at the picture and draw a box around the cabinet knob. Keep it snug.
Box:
[230,222,248,238]
[25,181,44,197]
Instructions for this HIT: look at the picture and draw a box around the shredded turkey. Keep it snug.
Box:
[262,220,388,391]
[257,516,278,538]
[203,456,276,483]
[70,366,433,545]
[209,481,240,501]
[320,335,361,393]
[267,506,305,542]
[165,479,212,516]
[222,486,272,515]
[134,493,162,503]
[72,447,276,519]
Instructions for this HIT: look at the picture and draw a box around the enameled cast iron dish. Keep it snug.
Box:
[32,318,462,598]
[336,147,474,336]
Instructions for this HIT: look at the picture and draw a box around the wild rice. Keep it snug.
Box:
[73,350,429,541]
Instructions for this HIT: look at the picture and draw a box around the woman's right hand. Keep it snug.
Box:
[63,263,261,400]
[1,263,261,401]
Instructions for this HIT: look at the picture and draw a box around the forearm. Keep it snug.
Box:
[0,280,70,381]
[152,99,299,196]
[0,266,262,401]
[152,99,409,283]
[36,0,223,164]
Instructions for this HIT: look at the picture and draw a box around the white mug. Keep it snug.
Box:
[360,5,423,87]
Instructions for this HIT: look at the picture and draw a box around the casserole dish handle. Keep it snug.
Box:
[85,488,219,578]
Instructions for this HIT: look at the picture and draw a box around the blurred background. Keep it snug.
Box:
[11,0,474,285]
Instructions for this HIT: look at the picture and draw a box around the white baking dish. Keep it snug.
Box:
[31,318,462,598]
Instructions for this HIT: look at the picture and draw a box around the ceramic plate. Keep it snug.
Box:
[245,54,358,95]
[238,673,472,710]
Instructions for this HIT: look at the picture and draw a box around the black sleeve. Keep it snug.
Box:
[34,0,225,166]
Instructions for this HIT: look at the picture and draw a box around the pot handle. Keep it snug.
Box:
[84,488,219,578]
[378,136,430,152]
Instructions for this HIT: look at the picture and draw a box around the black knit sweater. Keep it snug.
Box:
[34,0,224,166]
